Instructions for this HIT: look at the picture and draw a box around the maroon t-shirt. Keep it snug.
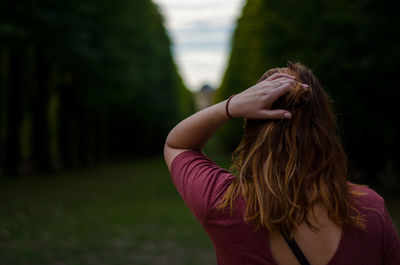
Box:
[170,150,400,265]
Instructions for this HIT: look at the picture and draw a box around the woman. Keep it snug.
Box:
[164,62,400,265]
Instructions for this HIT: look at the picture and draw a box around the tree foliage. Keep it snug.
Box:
[0,0,194,175]
[216,0,400,182]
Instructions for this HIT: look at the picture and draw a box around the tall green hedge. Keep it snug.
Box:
[0,0,194,175]
[216,0,400,182]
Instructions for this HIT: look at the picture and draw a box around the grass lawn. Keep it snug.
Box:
[0,148,399,265]
[0,157,216,265]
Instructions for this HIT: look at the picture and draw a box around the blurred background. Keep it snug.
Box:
[0,0,399,264]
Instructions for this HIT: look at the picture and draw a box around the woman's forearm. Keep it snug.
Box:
[165,100,230,151]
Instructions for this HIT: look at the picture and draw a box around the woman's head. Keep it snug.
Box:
[219,62,364,233]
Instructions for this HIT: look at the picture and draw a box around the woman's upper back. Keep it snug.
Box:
[268,203,342,265]
[170,150,400,265]
[205,184,399,265]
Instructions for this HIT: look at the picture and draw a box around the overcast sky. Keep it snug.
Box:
[153,0,245,91]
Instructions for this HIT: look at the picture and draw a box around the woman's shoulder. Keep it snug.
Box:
[348,182,383,200]
[347,182,386,215]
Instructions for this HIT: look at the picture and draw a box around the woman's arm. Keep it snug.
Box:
[164,73,304,169]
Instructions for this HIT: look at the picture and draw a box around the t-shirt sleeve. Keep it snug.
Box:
[169,150,234,225]
[381,205,400,265]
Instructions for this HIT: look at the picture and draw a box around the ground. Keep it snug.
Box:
[0,153,399,265]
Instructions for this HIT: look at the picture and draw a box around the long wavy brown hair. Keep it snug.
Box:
[218,62,364,235]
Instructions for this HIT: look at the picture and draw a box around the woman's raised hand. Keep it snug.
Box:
[228,73,307,120]
[164,73,307,165]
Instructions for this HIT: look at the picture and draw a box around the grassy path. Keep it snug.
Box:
[0,158,216,265]
[0,153,399,265]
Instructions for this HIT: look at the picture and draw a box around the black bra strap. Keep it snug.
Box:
[280,230,311,265]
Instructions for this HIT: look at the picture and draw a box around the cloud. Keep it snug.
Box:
[154,0,244,91]
[176,50,228,90]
